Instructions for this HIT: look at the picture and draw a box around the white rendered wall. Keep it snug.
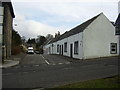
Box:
[55,33,83,59]
[83,13,119,59]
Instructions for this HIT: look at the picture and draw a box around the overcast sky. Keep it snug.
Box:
[12,0,120,39]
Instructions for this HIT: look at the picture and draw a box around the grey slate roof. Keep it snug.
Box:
[59,13,101,41]
[48,35,61,44]
[115,14,120,27]
[46,13,101,45]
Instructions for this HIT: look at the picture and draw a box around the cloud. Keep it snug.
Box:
[12,0,119,39]
[13,14,60,39]
[12,0,120,3]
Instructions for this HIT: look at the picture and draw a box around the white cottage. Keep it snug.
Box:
[44,13,119,59]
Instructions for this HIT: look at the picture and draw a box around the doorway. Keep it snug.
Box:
[62,44,63,55]
[70,44,73,58]
[60,45,61,55]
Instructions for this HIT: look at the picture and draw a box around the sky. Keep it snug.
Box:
[11,0,120,39]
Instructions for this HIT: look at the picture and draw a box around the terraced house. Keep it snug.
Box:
[115,1,120,54]
[0,0,15,63]
[44,13,119,59]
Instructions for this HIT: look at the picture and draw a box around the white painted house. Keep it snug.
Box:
[44,13,119,59]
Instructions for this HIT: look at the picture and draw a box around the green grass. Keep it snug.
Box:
[55,75,120,88]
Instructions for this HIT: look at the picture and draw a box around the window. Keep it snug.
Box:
[110,43,117,54]
[74,41,79,54]
[57,44,59,52]
[49,47,51,53]
[64,42,67,52]
[115,26,120,35]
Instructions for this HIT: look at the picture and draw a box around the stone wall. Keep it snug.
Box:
[0,6,4,63]
[2,3,13,59]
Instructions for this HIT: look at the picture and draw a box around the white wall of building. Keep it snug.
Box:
[44,13,119,60]
[54,33,83,59]
[83,13,119,59]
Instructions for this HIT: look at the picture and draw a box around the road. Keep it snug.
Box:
[2,54,119,89]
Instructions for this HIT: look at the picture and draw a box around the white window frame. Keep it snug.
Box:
[110,43,117,54]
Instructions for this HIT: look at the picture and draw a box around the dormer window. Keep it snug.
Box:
[115,26,120,35]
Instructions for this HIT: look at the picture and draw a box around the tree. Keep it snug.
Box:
[12,29,22,55]
[36,35,46,48]
[55,31,60,38]
[27,38,36,44]
[12,29,22,46]
[46,34,53,41]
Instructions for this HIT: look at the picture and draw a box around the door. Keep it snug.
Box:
[60,45,61,55]
[62,44,63,55]
[70,44,73,58]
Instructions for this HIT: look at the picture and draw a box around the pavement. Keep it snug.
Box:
[0,60,19,68]
[0,52,26,68]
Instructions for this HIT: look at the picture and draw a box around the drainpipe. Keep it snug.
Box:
[81,32,84,60]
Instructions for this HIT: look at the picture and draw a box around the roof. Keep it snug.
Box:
[45,13,101,45]
[48,35,61,44]
[1,0,15,18]
[59,13,101,40]
[115,14,120,27]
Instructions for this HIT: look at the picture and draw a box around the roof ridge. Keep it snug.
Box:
[46,13,102,45]
[58,13,101,40]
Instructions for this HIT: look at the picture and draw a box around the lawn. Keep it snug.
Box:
[55,75,120,88]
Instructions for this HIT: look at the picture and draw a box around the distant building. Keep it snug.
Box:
[44,13,119,59]
[115,1,120,54]
[0,0,15,63]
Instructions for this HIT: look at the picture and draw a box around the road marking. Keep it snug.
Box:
[34,65,39,67]
[58,63,62,64]
[41,55,45,59]
[41,55,50,65]
[33,71,36,72]
[23,72,29,74]
[51,63,56,65]
[65,62,70,64]
[45,60,50,65]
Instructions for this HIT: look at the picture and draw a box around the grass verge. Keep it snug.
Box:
[55,75,120,88]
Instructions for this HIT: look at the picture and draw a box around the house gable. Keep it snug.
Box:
[83,13,119,59]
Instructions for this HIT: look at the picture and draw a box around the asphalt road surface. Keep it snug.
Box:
[2,54,119,89]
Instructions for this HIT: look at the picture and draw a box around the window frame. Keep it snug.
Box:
[110,43,117,54]
[57,44,59,53]
[115,26,120,35]
[74,41,79,55]
[64,42,67,52]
